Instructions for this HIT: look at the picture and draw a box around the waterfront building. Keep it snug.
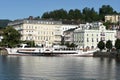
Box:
[8,19,62,46]
[105,14,120,23]
[63,28,77,44]
[74,22,116,50]
[116,30,120,39]
[8,19,78,47]
[60,25,78,44]
[60,25,78,35]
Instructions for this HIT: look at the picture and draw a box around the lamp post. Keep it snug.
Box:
[0,36,3,48]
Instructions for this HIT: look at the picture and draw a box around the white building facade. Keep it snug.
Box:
[74,22,116,49]
[105,14,120,23]
[60,25,78,35]
[8,20,78,47]
[63,28,76,44]
[8,20,62,46]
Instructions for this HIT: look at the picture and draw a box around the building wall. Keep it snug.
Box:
[8,20,62,46]
[105,30,116,45]
[116,30,120,39]
[60,25,78,36]
[84,30,100,49]
[64,31,74,44]
[74,29,100,49]
[22,23,60,46]
[105,15,120,23]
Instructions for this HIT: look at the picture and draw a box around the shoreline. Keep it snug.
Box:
[0,48,94,57]
[6,53,93,57]
[93,51,120,58]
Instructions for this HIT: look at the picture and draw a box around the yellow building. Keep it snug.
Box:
[105,14,120,23]
[8,20,62,47]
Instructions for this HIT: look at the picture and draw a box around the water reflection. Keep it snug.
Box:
[0,56,22,80]
[0,56,120,80]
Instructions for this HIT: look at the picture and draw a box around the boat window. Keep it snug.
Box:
[24,45,31,48]
[17,45,22,48]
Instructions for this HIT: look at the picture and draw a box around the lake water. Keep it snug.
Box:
[0,56,120,80]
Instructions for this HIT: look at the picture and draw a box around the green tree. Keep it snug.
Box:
[99,5,116,21]
[65,42,70,47]
[2,26,21,47]
[34,16,40,20]
[68,9,75,20]
[74,9,82,20]
[82,7,91,22]
[42,9,68,20]
[42,12,50,19]
[106,40,113,52]
[70,43,77,48]
[0,20,11,29]
[41,5,118,23]
[90,8,100,21]
[115,39,120,52]
[57,9,68,19]
[97,40,105,51]
[103,21,112,29]
[82,7,99,22]
[23,40,35,47]
[68,9,82,20]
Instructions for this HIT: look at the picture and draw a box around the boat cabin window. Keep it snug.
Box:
[17,45,23,48]
[17,44,31,48]
[24,45,31,48]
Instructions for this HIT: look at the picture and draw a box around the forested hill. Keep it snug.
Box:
[41,5,119,23]
[0,19,11,29]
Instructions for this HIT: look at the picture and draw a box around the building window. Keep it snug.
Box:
[97,38,98,42]
[87,38,89,42]
[92,38,94,42]
[91,46,94,49]
[101,32,105,36]
[41,21,43,24]
[101,37,105,41]
[44,37,45,40]
[49,37,51,40]
[26,37,28,40]
[52,32,54,35]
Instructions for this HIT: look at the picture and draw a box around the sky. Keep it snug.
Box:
[0,0,119,20]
